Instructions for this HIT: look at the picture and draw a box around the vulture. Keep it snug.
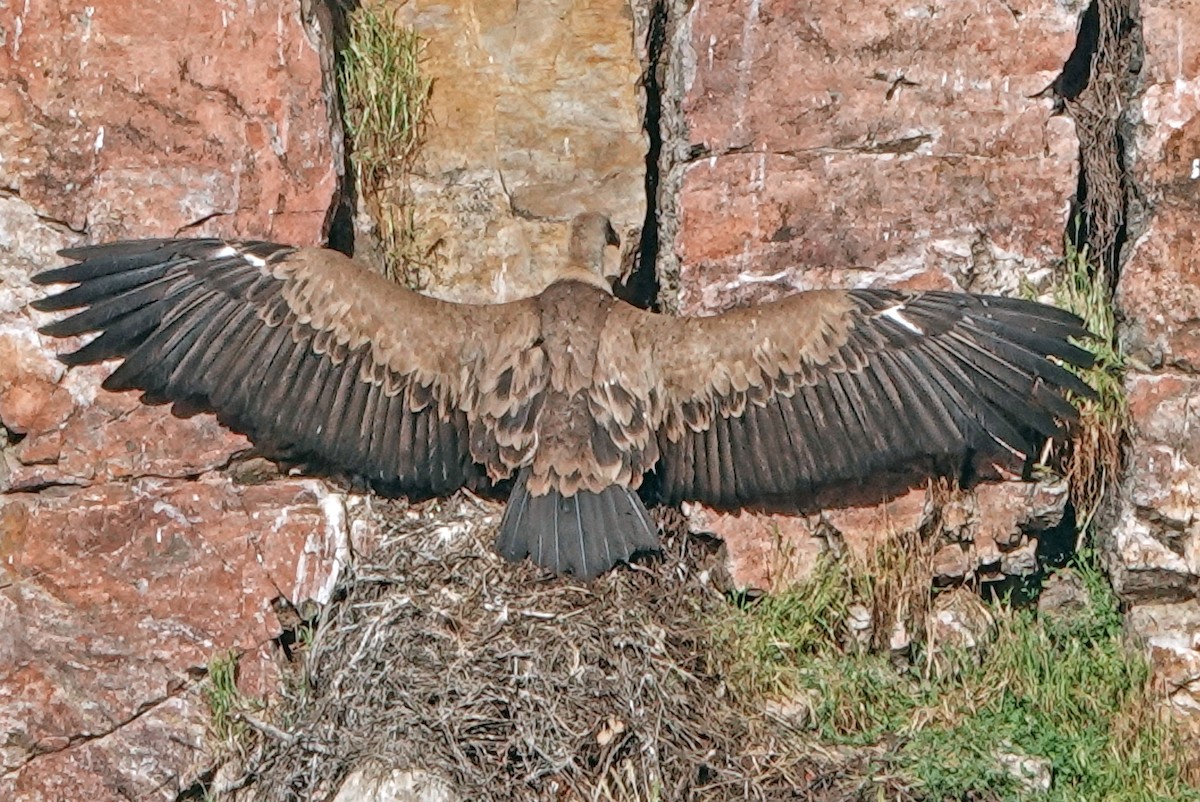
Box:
[30,213,1096,579]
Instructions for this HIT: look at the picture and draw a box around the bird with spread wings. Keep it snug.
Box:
[30,213,1096,578]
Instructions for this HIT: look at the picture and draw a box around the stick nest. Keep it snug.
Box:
[233,495,885,801]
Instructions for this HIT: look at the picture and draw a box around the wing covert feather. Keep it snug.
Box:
[32,239,546,492]
[614,289,1096,509]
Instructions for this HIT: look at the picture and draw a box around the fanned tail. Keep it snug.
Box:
[496,469,659,578]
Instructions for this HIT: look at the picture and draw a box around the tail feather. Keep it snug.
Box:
[496,470,659,578]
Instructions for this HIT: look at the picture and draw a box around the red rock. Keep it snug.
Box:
[1113,1,1200,718]
[1119,207,1200,371]
[932,543,972,586]
[691,486,928,590]
[1120,375,1200,550]
[0,478,355,795]
[1,696,208,802]
[689,506,827,591]
[676,0,1079,314]
[0,332,72,438]
[672,0,1084,590]
[1129,601,1200,735]
[0,0,336,244]
[973,480,1069,549]
[0,1,341,797]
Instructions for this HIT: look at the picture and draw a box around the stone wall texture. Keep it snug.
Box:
[0,2,344,799]
[2,0,1200,797]
[1111,0,1200,729]
[387,0,647,303]
[666,0,1086,591]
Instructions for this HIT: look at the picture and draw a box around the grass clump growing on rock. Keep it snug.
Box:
[711,552,1200,801]
[339,2,435,288]
[1051,234,1128,535]
[203,649,262,755]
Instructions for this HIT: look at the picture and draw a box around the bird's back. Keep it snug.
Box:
[525,280,620,496]
[495,279,661,577]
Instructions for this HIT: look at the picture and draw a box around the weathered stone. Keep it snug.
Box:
[688,487,928,590]
[1128,601,1200,734]
[1108,504,1200,604]
[995,746,1053,795]
[1037,568,1091,626]
[686,504,829,591]
[939,480,1069,579]
[0,1,336,244]
[1120,0,1200,365]
[332,766,456,802]
[1000,537,1040,578]
[0,479,365,798]
[1113,0,1200,728]
[390,0,646,303]
[670,0,1083,590]
[0,694,208,802]
[888,619,913,658]
[975,480,1069,547]
[932,543,972,586]
[1107,376,1200,604]
[0,2,343,798]
[673,0,1079,314]
[843,603,874,652]
[1120,207,1200,372]
[926,587,996,678]
[698,475,1068,591]
[1123,374,1200,533]
[974,536,1003,582]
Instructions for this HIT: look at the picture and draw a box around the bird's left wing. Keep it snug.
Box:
[610,289,1096,510]
[30,239,547,494]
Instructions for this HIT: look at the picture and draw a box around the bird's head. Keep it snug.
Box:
[567,212,622,288]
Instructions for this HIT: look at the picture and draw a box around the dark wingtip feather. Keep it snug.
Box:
[30,294,75,313]
[56,238,180,262]
[37,316,89,337]
[30,265,85,286]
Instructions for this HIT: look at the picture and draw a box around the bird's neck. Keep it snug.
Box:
[551,263,613,294]
[568,235,608,271]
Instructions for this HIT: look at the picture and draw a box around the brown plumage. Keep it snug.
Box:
[30,213,1097,578]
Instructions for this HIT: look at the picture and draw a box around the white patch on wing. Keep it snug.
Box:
[211,243,268,268]
[880,304,924,335]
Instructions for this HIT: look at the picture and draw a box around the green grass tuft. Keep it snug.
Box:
[1052,232,1129,535]
[338,3,435,288]
[203,649,261,751]
[710,554,1200,800]
[710,555,852,699]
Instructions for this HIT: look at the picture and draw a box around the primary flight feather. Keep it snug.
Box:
[30,213,1096,578]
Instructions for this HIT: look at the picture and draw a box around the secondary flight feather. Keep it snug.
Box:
[30,213,1096,578]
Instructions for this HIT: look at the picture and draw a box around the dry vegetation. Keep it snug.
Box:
[220,498,875,801]
[1051,235,1128,537]
[186,488,1200,802]
[339,2,436,288]
[182,3,1200,799]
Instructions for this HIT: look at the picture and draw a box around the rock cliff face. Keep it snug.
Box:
[0,2,344,798]
[661,0,1086,590]
[1111,0,1200,732]
[382,0,648,303]
[1,0,1198,798]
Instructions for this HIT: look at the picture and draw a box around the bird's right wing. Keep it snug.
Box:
[31,239,548,494]
[610,289,1096,509]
